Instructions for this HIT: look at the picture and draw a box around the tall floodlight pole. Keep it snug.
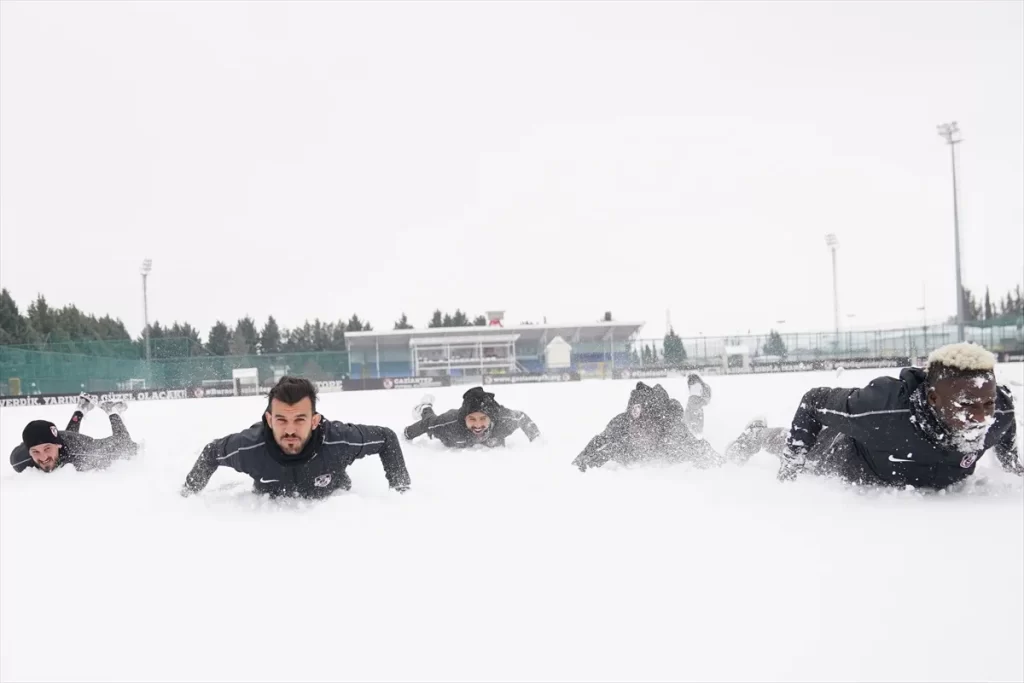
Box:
[825,234,840,349]
[141,259,153,362]
[937,122,965,342]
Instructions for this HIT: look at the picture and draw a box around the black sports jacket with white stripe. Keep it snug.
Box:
[403,407,541,448]
[786,367,1020,489]
[182,416,411,498]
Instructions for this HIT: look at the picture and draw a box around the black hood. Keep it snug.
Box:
[458,387,501,421]
[626,382,675,421]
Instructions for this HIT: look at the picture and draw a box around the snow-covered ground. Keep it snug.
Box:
[2,366,1022,682]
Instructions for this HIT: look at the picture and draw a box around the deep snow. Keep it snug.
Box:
[1,366,1022,682]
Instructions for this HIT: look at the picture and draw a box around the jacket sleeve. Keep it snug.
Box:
[404,409,460,442]
[181,431,251,495]
[993,386,1022,475]
[10,444,32,472]
[572,414,628,470]
[340,423,411,491]
[786,377,899,457]
[500,408,541,442]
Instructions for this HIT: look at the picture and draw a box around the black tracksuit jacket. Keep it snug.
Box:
[404,406,541,448]
[787,367,1020,489]
[182,416,411,498]
[10,412,137,473]
[573,382,723,471]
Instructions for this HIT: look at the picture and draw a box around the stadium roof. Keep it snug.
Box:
[346,321,645,349]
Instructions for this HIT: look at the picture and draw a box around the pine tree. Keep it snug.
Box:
[663,327,687,366]
[394,313,413,330]
[763,329,788,357]
[331,320,347,350]
[207,321,231,356]
[347,314,365,332]
[473,315,487,326]
[26,295,56,340]
[0,289,25,344]
[311,319,331,351]
[260,316,282,354]
[229,326,250,356]
[451,309,470,327]
[984,287,993,321]
[235,316,258,353]
[428,310,444,328]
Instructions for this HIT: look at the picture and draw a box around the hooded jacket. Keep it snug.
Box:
[403,387,541,449]
[573,382,722,471]
[787,367,1020,489]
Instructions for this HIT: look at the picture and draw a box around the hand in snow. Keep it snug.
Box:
[777,451,805,482]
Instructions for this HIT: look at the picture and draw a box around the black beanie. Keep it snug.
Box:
[627,382,670,419]
[22,420,61,449]
[459,387,499,419]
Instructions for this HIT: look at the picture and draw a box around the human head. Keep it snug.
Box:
[22,420,62,472]
[626,382,671,423]
[924,342,997,449]
[264,376,322,455]
[459,387,499,441]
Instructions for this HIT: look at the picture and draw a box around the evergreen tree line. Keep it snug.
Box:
[957,285,1024,323]
[0,289,375,358]
[4,286,1020,361]
[0,291,501,359]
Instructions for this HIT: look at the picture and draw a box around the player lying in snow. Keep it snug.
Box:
[572,377,723,471]
[181,376,411,499]
[9,393,138,473]
[403,386,541,448]
[725,342,1022,489]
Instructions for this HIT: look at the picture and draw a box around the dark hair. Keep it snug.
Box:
[266,376,318,412]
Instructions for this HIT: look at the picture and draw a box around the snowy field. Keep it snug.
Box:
[2,365,1022,683]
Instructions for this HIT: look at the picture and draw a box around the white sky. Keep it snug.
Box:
[1,0,1021,342]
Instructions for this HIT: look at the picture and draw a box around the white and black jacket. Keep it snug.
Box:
[786,367,1020,489]
[182,416,411,498]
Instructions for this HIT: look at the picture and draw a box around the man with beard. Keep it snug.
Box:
[402,386,541,448]
[572,379,723,472]
[727,342,1022,489]
[181,376,411,498]
[9,394,137,473]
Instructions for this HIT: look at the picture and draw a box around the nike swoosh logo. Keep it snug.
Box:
[888,455,914,463]
[259,478,280,483]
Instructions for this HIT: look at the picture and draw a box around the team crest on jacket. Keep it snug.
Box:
[314,474,332,488]
[960,452,981,469]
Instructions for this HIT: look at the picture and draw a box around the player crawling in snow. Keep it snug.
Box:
[572,376,722,471]
[181,376,411,498]
[726,342,1022,489]
[403,386,541,448]
[9,393,138,473]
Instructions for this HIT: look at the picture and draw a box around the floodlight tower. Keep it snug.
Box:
[937,121,965,342]
[141,258,153,362]
[825,233,840,345]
